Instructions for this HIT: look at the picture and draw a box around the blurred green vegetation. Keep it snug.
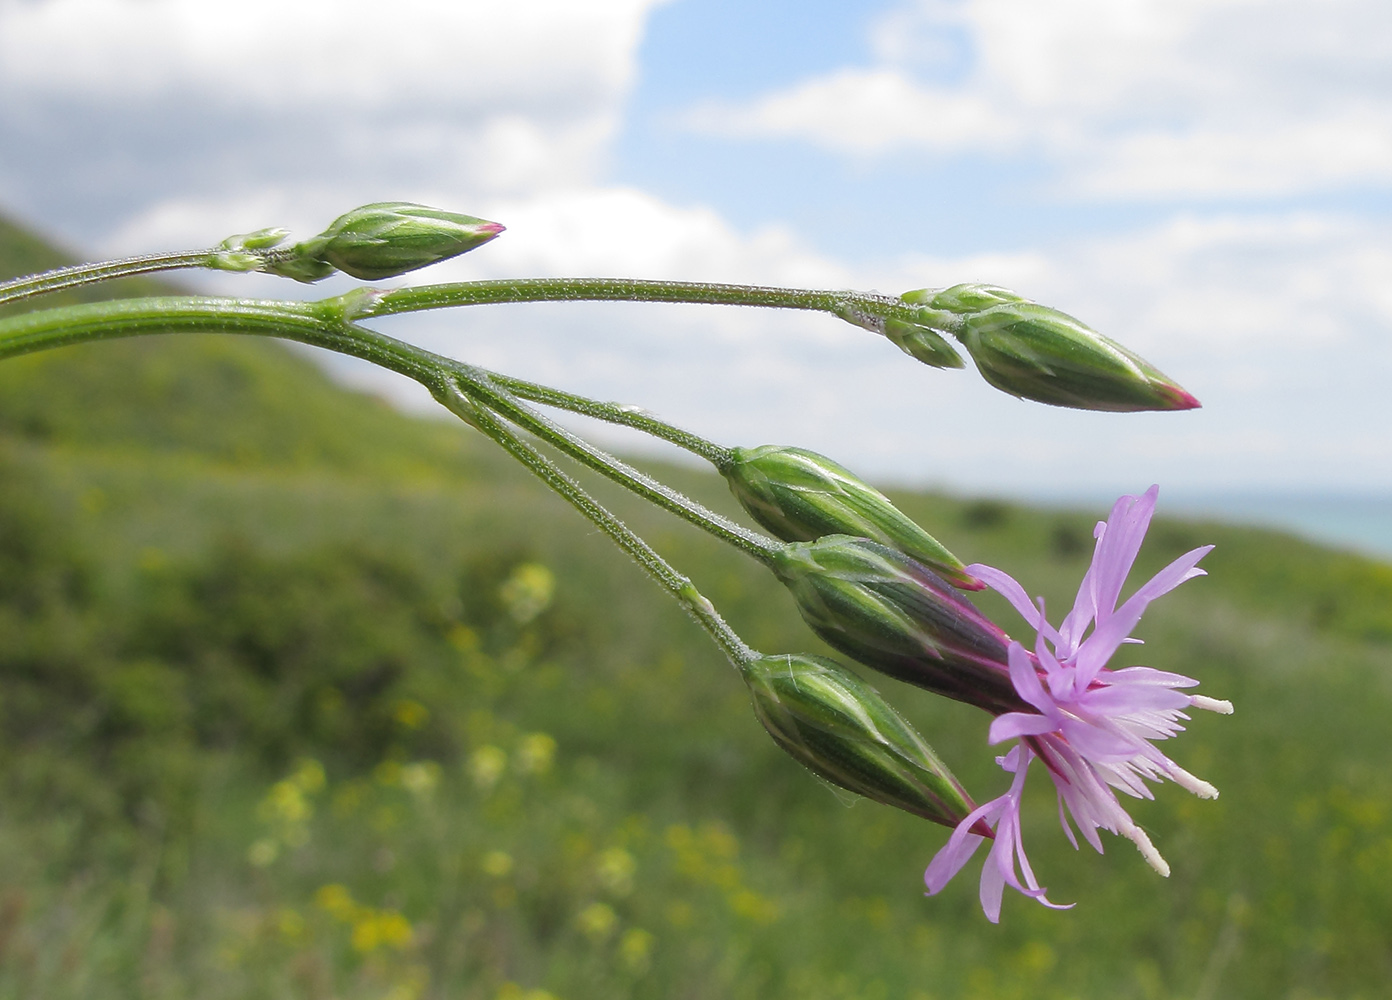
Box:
[1,215,1391,999]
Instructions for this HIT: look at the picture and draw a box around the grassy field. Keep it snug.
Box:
[2,214,1391,999]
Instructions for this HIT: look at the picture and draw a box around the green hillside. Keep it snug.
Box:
[1,213,1390,1000]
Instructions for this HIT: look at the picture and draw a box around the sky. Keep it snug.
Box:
[1,0,1390,510]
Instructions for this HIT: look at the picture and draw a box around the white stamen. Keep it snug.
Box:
[1189,695,1233,714]
[1168,764,1220,800]
[1121,823,1170,877]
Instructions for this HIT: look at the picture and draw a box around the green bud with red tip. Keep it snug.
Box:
[744,652,980,829]
[899,283,1201,412]
[721,445,981,590]
[768,536,1027,715]
[266,203,505,283]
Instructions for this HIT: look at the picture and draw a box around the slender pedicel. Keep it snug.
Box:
[448,370,779,561]
[0,249,225,309]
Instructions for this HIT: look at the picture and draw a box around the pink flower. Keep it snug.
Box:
[925,486,1233,919]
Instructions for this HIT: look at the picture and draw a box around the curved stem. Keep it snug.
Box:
[362,277,918,328]
[0,291,759,670]
[484,371,733,468]
[0,294,432,385]
[0,293,777,564]
[430,383,755,670]
[447,368,776,561]
[0,250,221,308]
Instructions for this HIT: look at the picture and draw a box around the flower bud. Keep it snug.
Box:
[744,652,980,829]
[768,536,1026,714]
[899,284,1201,412]
[882,318,965,369]
[834,302,964,369]
[901,283,1026,313]
[267,203,505,283]
[722,445,981,590]
[209,227,291,273]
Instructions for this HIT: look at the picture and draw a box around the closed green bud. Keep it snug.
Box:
[899,283,1201,412]
[722,445,981,590]
[769,536,1026,715]
[745,652,980,828]
[267,203,505,283]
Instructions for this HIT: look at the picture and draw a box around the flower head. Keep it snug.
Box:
[926,486,1232,919]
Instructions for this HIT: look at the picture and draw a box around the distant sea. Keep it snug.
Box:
[1164,493,1392,561]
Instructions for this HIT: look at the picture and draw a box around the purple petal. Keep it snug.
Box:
[1080,684,1194,714]
[967,564,1043,631]
[1038,634,1077,701]
[1034,597,1065,649]
[1115,546,1214,618]
[1059,719,1142,762]
[1072,614,1136,688]
[1105,666,1198,688]
[924,799,996,894]
[979,845,1007,923]
[1091,486,1159,625]
[1007,642,1054,714]
[1058,539,1101,654]
[924,832,984,895]
[1056,794,1080,850]
[1076,544,1212,686]
[990,711,1060,744]
[1008,813,1074,912]
[1126,544,1213,603]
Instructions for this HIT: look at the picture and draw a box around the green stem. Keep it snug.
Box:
[0,292,777,563]
[0,293,430,386]
[0,291,759,670]
[0,250,222,308]
[485,371,733,468]
[448,369,775,561]
[362,277,917,328]
[430,383,756,670]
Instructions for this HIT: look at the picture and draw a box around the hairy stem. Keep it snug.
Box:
[448,369,776,561]
[0,291,776,563]
[361,277,916,329]
[0,291,759,670]
[430,382,756,669]
[0,250,223,308]
[484,371,733,468]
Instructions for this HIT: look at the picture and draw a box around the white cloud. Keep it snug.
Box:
[681,0,1392,198]
[4,0,1389,500]
[0,0,667,210]
[0,0,657,110]
[682,69,1016,156]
